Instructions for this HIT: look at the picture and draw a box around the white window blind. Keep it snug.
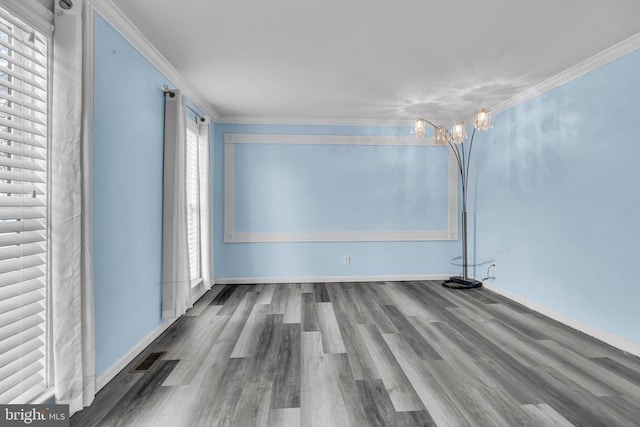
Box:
[0,7,48,404]
[186,123,201,284]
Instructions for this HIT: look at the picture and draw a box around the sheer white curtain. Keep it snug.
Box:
[162,89,192,319]
[50,0,96,415]
[198,119,213,290]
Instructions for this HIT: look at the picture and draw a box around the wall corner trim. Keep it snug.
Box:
[95,318,175,392]
[89,0,219,121]
[483,281,640,359]
[492,32,640,114]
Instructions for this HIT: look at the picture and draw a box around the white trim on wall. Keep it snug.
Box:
[88,0,219,121]
[493,32,640,115]
[219,116,414,127]
[482,281,640,359]
[215,274,451,285]
[224,133,458,243]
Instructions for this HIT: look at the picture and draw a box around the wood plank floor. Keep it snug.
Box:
[72,281,640,426]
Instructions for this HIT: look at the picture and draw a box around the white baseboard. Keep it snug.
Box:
[96,318,176,392]
[482,282,640,359]
[215,274,450,285]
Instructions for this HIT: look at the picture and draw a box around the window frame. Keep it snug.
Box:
[185,118,205,303]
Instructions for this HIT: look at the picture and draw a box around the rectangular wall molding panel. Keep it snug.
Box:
[224,133,458,243]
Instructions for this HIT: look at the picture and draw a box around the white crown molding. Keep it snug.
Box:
[492,32,640,115]
[89,0,219,121]
[218,115,414,127]
[214,274,451,285]
[482,281,640,359]
[226,133,426,146]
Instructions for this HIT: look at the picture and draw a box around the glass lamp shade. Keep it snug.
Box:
[451,122,467,144]
[413,118,427,138]
[434,126,450,145]
[473,108,492,130]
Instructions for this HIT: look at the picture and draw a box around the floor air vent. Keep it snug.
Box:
[131,351,166,372]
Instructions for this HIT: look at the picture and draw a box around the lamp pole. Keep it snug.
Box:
[413,110,491,289]
[444,128,482,289]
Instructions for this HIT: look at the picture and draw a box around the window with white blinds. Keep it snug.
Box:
[0,7,49,404]
[186,122,201,285]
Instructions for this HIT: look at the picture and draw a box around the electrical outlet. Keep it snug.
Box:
[343,255,350,265]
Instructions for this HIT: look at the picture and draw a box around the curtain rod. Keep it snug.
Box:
[161,84,206,122]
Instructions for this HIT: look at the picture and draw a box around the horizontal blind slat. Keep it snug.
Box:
[0,197,45,209]
[0,253,44,275]
[0,290,44,320]
[0,335,42,373]
[0,265,44,288]
[0,170,45,183]
[0,93,46,115]
[0,278,43,301]
[4,371,45,405]
[0,155,46,171]
[0,338,44,403]
[0,104,46,126]
[0,207,45,221]
[0,23,47,58]
[0,355,44,396]
[0,38,46,69]
[0,78,46,103]
[0,26,46,58]
[0,143,47,160]
[0,349,43,386]
[0,130,46,148]
[0,299,44,328]
[0,64,46,92]
[0,218,44,233]
[0,231,45,247]
[0,183,45,195]
[0,322,42,356]
[0,117,47,137]
[0,51,47,80]
[7,375,46,405]
[0,311,43,345]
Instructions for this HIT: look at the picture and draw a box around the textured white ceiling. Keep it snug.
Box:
[110,0,640,123]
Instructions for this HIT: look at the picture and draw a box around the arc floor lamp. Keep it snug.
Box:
[413,109,492,289]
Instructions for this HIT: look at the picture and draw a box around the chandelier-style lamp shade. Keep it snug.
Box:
[413,108,492,144]
[473,108,493,131]
[413,117,427,139]
[434,126,451,146]
[451,122,467,144]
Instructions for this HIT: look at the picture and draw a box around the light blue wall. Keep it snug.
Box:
[233,142,449,233]
[471,48,640,345]
[214,124,461,280]
[93,15,171,376]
